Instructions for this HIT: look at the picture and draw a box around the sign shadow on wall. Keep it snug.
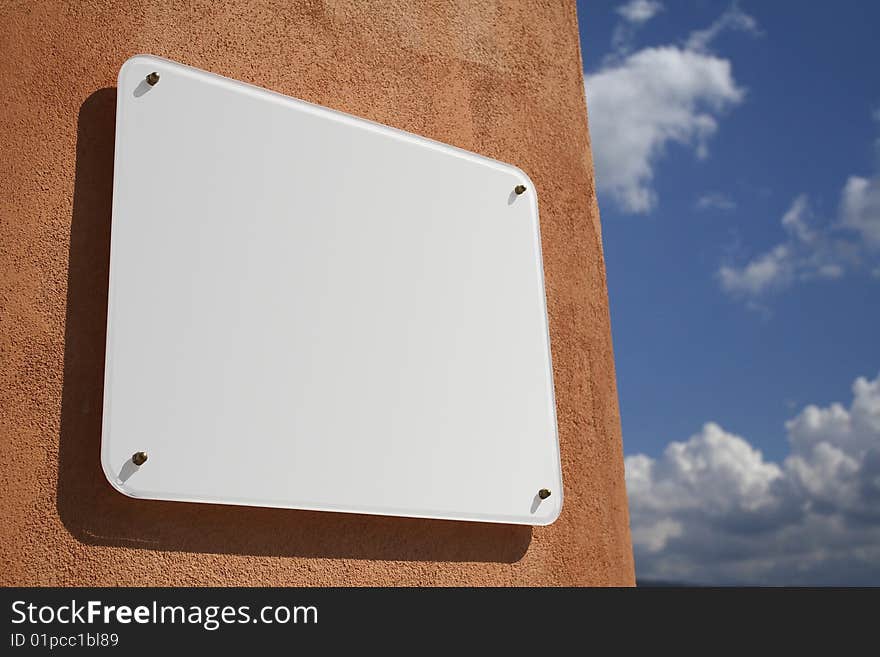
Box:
[56,88,532,563]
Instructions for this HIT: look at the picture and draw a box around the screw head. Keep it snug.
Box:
[538,488,551,500]
[145,72,160,86]
[514,184,527,195]
[132,451,148,466]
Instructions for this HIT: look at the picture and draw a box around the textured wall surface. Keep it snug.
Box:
[0,0,634,586]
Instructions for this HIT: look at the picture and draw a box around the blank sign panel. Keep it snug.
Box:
[101,55,563,525]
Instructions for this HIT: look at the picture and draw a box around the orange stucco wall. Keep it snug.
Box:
[0,1,634,586]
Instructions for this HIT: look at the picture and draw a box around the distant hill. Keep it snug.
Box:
[637,579,696,587]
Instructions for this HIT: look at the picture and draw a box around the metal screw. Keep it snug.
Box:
[538,488,551,500]
[145,72,160,86]
[132,451,148,466]
[514,184,527,195]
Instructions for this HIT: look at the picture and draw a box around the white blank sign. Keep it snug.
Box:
[101,55,562,525]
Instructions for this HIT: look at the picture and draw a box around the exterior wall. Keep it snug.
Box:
[0,1,634,586]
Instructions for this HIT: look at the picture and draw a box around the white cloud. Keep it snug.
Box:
[587,5,759,213]
[718,195,816,296]
[585,47,744,213]
[695,192,736,211]
[780,194,815,243]
[840,175,880,247]
[817,264,844,279]
[719,244,793,296]
[627,372,880,585]
[632,517,682,553]
[719,178,880,301]
[719,195,824,296]
[617,0,664,24]
[685,2,762,53]
[610,1,664,59]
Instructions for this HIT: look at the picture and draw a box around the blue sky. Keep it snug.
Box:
[577,1,880,584]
